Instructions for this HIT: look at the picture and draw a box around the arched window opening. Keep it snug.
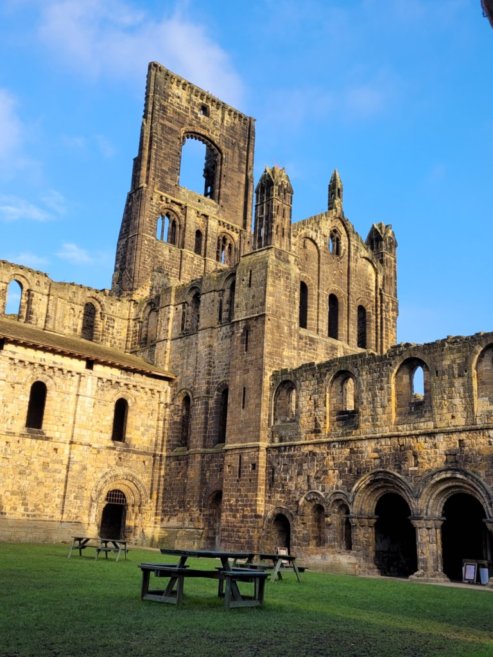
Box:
[274,381,297,423]
[476,344,493,414]
[329,229,341,256]
[179,135,221,201]
[25,381,47,430]
[357,305,367,349]
[442,493,490,582]
[374,493,417,578]
[81,302,96,341]
[299,282,308,329]
[394,358,431,421]
[328,294,339,339]
[100,489,127,539]
[412,365,424,398]
[216,387,228,444]
[216,234,234,265]
[156,213,179,245]
[194,229,203,255]
[111,398,128,442]
[330,371,358,429]
[142,307,158,346]
[5,279,23,316]
[180,394,191,447]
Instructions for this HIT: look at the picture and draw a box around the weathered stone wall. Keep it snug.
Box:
[0,339,170,544]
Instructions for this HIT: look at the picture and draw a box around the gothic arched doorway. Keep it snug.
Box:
[374,493,417,577]
[442,493,490,581]
[100,489,127,539]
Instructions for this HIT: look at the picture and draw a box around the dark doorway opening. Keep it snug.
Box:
[442,493,490,581]
[273,513,291,552]
[100,489,127,539]
[375,493,417,577]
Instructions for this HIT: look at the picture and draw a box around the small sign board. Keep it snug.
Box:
[462,561,478,584]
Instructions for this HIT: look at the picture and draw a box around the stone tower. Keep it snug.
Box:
[328,169,343,214]
[253,166,293,251]
[112,61,256,294]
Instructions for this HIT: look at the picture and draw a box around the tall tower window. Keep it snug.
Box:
[5,279,23,316]
[81,302,97,341]
[299,282,308,329]
[194,230,203,255]
[357,305,367,349]
[179,134,221,201]
[329,229,341,256]
[328,294,339,339]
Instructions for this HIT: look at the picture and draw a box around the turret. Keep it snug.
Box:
[328,169,343,215]
[253,166,293,250]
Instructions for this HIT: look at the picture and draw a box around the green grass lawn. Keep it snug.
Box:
[0,543,492,657]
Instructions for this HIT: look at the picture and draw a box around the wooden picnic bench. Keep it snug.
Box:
[139,549,268,609]
[67,536,128,561]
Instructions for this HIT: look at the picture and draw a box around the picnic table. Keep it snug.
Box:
[139,548,268,609]
[67,536,128,561]
[257,552,302,582]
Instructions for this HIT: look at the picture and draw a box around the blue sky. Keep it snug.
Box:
[1,0,492,344]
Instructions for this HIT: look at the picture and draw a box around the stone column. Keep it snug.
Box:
[410,517,448,582]
[483,520,493,587]
[351,515,379,575]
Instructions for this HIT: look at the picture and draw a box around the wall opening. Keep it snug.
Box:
[272,513,291,551]
[194,230,203,255]
[357,305,367,348]
[180,394,191,447]
[299,282,308,328]
[274,381,297,423]
[179,135,221,201]
[100,489,127,539]
[111,398,128,442]
[81,302,97,341]
[216,387,228,444]
[204,491,222,549]
[441,493,490,581]
[329,229,341,256]
[328,294,339,339]
[374,493,417,577]
[5,279,23,316]
[25,381,47,430]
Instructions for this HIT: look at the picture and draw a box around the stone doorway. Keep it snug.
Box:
[100,489,127,539]
[374,493,417,577]
[272,513,291,551]
[204,491,222,549]
[441,493,490,581]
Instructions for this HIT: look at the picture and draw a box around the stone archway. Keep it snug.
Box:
[100,489,127,539]
[441,493,491,581]
[374,493,417,577]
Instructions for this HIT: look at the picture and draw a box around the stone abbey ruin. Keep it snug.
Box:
[1,62,492,582]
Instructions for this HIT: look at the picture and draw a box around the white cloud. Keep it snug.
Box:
[0,195,51,222]
[56,242,93,264]
[56,241,111,266]
[36,0,244,106]
[7,251,49,268]
[0,191,66,222]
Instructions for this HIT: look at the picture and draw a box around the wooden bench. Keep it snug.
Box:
[139,563,269,608]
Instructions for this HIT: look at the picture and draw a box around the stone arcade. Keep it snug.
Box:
[1,62,492,582]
